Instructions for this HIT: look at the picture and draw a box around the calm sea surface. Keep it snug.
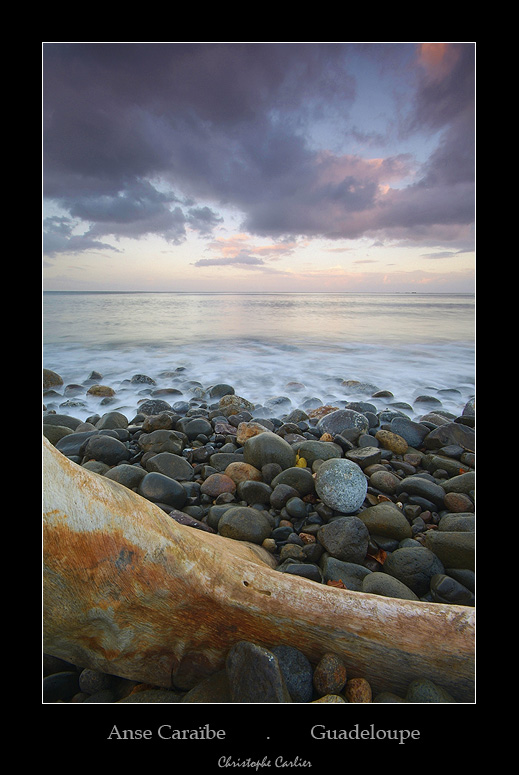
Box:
[42,292,475,421]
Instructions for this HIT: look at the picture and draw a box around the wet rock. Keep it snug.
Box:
[137,472,188,509]
[96,411,129,430]
[358,501,412,541]
[317,517,369,564]
[43,424,74,445]
[270,483,301,510]
[315,458,367,513]
[395,476,446,510]
[293,439,343,465]
[423,422,475,453]
[219,394,255,416]
[43,671,80,702]
[361,571,419,601]
[441,470,475,495]
[138,429,184,456]
[321,556,372,590]
[345,447,382,470]
[375,429,408,455]
[226,641,292,702]
[236,480,273,505]
[104,464,147,489]
[424,530,475,570]
[317,408,369,437]
[243,432,297,471]
[389,417,430,448]
[181,670,232,702]
[271,645,314,703]
[236,421,269,445]
[146,452,195,481]
[344,677,372,702]
[382,546,444,597]
[270,467,316,497]
[368,468,400,495]
[82,434,130,466]
[200,473,237,498]
[176,416,213,440]
[443,492,474,513]
[430,574,475,606]
[218,506,272,544]
[224,461,263,484]
[405,678,456,703]
[43,368,63,389]
[313,653,347,697]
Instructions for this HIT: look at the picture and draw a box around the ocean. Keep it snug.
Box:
[42,292,475,423]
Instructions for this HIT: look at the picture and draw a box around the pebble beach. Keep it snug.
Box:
[43,364,475,704]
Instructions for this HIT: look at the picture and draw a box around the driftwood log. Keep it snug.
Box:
[42,436,475,701]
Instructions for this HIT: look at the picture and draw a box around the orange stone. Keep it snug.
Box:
[236,421,269,445]
[307,405,339,420]
[200,473,236,498]
[343,677,372,703]
[313,652,347,697]
[224,461,263,484]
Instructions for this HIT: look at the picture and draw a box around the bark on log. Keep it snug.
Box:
[42,436,475,701]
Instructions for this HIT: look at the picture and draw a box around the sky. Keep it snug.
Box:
[42,42,475,293]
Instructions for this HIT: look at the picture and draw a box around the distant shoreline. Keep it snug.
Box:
[42,290,475,296]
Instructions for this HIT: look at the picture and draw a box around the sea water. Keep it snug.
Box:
[42,292,475,423]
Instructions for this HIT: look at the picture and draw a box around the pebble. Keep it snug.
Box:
[271,645,314,703]
[43,369,475,703]
[383,546,445,597]
[243,431,296,470]
[313,652,348,697]
[137,471,188,509]
[357,501,413,541]
[225,641,292,702]
[317,517,369,564]
[316,408,369,436]
[344,677,372,703]
[362,571,419,601]
[217,506,273,544]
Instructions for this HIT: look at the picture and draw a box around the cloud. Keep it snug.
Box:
[193,252,265,267]
[43,42,475,259]
[42,216,122,257]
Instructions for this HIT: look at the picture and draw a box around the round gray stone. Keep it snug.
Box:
[405,678,456,703]
[317,408,369,437]
[321,556,372,590]
[218,506,272,544]
[104,464,147,489]
[395,476,446,509]
[271,645,314,703]
[362,571,419,601]
[358,502,412,541]
[382,546,444,597]
[137,472,187,509]
[423,530,475,570]
[389,417,430,448]
[315,458,367,513]
[146,451,195,481]
[294,440,343,465]
[82,434,130,466]
[270,467,316,497]
[243,432,297,471]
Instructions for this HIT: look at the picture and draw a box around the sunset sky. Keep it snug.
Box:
[42,42,475,293]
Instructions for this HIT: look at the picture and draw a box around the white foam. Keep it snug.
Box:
[43,292,475,422]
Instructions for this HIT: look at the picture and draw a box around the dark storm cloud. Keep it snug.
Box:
[42,42,475,256]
